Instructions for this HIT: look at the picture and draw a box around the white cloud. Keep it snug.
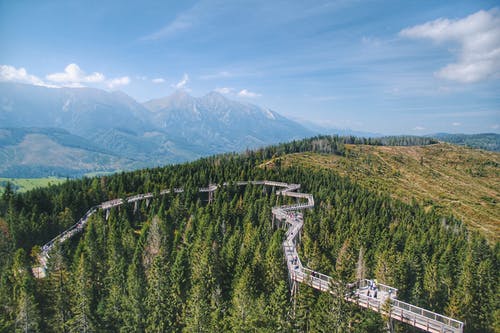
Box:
[413,126,425,131]
[47,63,130,89]
[142,14,193,40]
[141,1,211,40]
[238,89,261,98]
[2,63,130,90]
[174,73,189,89]
[0,65,57,88]
[452,122,461,126]
[46,63,105,85]
[492,124,499,129]
[107,76,130,89]
[152,78,165,84]
[200,71,232,80]
[214,87,234,94]
[63,82,85,88]
[400,8,500,83]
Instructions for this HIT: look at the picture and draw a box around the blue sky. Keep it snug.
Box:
[1,0,499,134]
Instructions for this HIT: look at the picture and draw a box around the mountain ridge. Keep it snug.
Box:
[0,82,313,177]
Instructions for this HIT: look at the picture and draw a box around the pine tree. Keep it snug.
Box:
[423,254,444,311]
[182,282,212,333]
[335,239,355,283]
[294,280,315,332]
[12,249,41,333]
[101,216,127,331]
[121,253,146,333]
[144,250,173,333]
[356,247,366,282]
[228,267,259,332]
[15,288,41,333]
[68,253,95,333]
[265,280,291,332]
[264,231,286,289]
[320,279,352,333]
[0,267,14,331]
[475,259,495,332]
[45,244,71,333]
[183,237,218,333]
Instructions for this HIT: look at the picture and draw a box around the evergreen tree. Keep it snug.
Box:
[265,280,291,332]
[45,245,71,333]
[101,215,127,331]
[15,288,41,333]
[293,280,315,332]
[322,279,352,333]
[183,238,217,333]
[12,249,41,333]
[356,247,366,282]
[228,267,260,332]
[144,250,173,333]
[68,253,95,333]
[121,253,146,333]
[169,246,189,330]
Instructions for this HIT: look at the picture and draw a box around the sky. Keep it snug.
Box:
[1,0,499,135]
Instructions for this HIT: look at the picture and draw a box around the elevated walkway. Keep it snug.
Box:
[33,180,463,332]
[273,183,463,333]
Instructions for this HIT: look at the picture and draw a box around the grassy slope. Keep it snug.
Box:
[0,177,66,193]
[263,143,499,241]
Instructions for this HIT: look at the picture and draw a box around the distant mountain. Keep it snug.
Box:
[0,82,151,136]
[143,90,312,151]
[293,117,382,138]
[0,83,313,177]
[429,133,500,152]
[0,128,139,177]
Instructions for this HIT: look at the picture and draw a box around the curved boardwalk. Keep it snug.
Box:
[34,180,463,333]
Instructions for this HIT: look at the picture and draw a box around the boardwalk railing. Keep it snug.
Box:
[34,180,464,333]
[272,182,463,333]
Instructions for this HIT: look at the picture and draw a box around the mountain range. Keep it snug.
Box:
[0,82,313,177]
[2,82,498,178]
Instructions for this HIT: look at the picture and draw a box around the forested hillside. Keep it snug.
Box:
[264,140,499,241]
[0,136,497,332]
[431,133,500,152]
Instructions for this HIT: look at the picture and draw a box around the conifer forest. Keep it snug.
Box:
[0,136,498,332]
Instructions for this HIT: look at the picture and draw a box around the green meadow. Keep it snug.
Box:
[0,177,66,193]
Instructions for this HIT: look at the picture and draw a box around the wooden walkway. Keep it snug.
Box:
[34,180,463,333]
